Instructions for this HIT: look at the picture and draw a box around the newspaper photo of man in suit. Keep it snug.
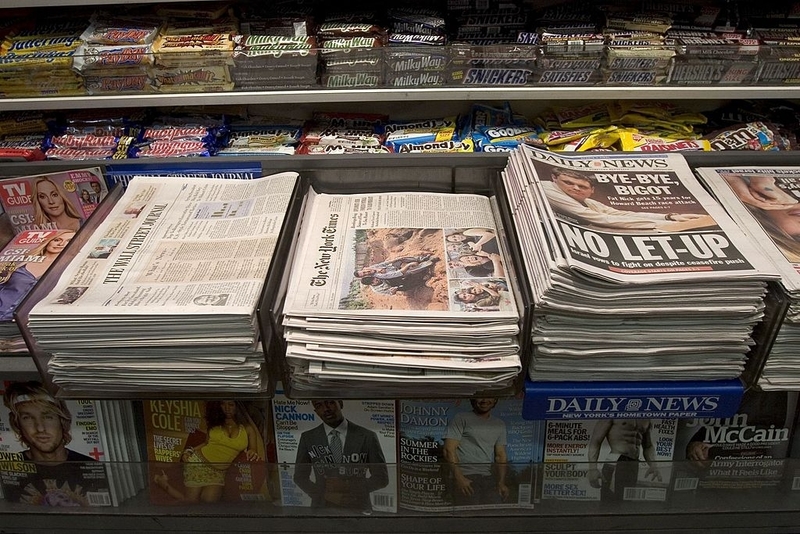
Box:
[293,399,389,513]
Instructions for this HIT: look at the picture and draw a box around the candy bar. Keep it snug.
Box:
[385,71,445,87]
[73,43,154,72]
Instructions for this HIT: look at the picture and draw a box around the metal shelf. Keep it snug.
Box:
[2,86,800,112]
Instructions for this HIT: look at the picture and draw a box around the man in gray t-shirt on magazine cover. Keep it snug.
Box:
[443,397,509,506]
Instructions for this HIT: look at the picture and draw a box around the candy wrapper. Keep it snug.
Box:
[704,122,796,151]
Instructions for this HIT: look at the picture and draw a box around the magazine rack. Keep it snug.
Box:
[2,459,800,532]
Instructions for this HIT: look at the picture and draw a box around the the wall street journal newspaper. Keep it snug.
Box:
[27,171,298,333]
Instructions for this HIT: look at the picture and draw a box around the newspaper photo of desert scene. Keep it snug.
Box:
[341,228,449,311]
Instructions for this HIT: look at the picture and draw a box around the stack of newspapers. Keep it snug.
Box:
[695,166,800,390]
[502,145,778,382]
[280,187,522,397]
[21,171,299,394]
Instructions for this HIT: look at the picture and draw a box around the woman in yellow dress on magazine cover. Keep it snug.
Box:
[154,400,265,503]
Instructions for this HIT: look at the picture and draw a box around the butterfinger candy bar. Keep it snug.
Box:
[1,34,82,55]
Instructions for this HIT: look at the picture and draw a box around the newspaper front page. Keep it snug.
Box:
[28,172,298,336]
[283,188,519,321]
[694,167,800,294]
[519,146,776,285]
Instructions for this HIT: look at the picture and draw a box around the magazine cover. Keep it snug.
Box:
[0,229,76,323]
[672,390,798,492]
[142,399,271,505]
[0,380,113,506]
[398,397,535,511]
[0,167,108,235]
[541,418,677,502]
[272,391,397,513]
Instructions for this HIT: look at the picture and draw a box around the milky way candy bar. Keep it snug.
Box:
[385,50,449,72]
[388,34,447,46]
[322,71,382,88]
[317,22,385,39]
[385,71,446,87]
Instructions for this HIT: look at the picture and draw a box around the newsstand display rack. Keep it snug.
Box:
[3,0,800,531]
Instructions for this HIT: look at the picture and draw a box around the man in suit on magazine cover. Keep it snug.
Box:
[293,399,389,513]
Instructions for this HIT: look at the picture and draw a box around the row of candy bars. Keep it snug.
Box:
[2,99,799,162]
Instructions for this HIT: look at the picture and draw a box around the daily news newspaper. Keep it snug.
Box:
[27,172,298,324]
[514,146,776,284]
[694,167,800,294]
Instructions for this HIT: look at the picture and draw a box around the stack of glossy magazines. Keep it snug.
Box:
[502,145,778,382]
[280,187,523,397]
[20,171,299,394]
[695,166,800,390]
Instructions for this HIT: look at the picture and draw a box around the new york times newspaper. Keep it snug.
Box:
[520,146,775,284]
[283,188,520,320]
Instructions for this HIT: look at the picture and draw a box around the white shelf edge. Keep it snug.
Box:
[2,86,800,112]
